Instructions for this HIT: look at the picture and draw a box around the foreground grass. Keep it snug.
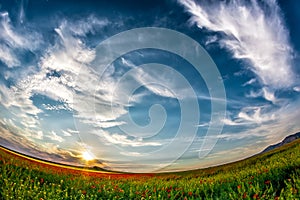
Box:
[0,140,299,199]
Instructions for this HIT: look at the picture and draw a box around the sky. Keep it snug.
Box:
[0,0,299,173]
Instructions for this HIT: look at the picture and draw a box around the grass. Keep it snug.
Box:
[0,139,299,199]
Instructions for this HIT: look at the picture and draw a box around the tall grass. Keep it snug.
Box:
[0,140,299,199]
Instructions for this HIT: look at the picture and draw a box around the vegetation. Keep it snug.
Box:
[0,139,299,199]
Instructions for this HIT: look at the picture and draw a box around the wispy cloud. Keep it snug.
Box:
[178,0,295,90]
[223,106,276,126]
[246,87,277,104]
[0,11,42,67]
[294,86,300,92]
[61,129,78,137]
[42,103,71,111]
[120,57,136,68]
[47,131,64,143]
[0,43,20,67]
[242,78,256,87]
[94,130,162,147]
[0,119,91,167]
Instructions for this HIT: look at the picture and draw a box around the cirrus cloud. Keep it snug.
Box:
[178,0,295,90]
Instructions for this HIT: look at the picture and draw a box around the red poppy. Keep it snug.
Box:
[264,180,271,185]
[253,194,259,199]
[40,178,44,184]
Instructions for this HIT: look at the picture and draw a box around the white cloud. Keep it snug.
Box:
[262,87,276,103]
[18,0,26,24]
[0,15,114,146]
[237,106,275,124]
[122,63,195,100]
[0,84,42,132]
[293,86,300,92]
[242,78,256,87]
[120,57,136,68]
[66,15,109,36]
[222,118,243,126]
[95,130,162,147]
[204,35,218,46]
[246,87,277,103]
[61,129,78,137]
[179,0,294,89]
[119,151,143,157]
[223,106,276,126]
[0,44,20,67]
[47,131,64,143]
[195,122,210,127]
[0,11,42,51]
[95,121,126,128]
[42,103,71,111]
[245,89,261,98]
[34,131,44,140]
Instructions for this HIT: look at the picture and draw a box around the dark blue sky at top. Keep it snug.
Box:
[0,0,299,172]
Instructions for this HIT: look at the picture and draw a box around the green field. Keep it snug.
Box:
[0,139,299,200]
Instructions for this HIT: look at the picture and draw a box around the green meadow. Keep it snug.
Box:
[0,139,299,200]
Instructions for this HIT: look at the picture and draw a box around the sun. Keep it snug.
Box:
[82,151,94,161]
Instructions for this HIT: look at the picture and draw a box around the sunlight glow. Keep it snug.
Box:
[82,151,94,161]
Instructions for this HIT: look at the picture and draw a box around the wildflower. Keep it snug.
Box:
[237,185,242,189]
[81,190,87,195]
[264,180,271,185]
[291,187,298,194]
[188,191,193,196]
[253,194,259,199]
[242,192,247,199]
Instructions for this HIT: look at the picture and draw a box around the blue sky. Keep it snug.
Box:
[0,0,299,172]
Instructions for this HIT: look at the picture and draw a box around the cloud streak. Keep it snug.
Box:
[0,11,42,67]
[179,0,294,89]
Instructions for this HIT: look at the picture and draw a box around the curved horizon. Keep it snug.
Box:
[0,0,300,173]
